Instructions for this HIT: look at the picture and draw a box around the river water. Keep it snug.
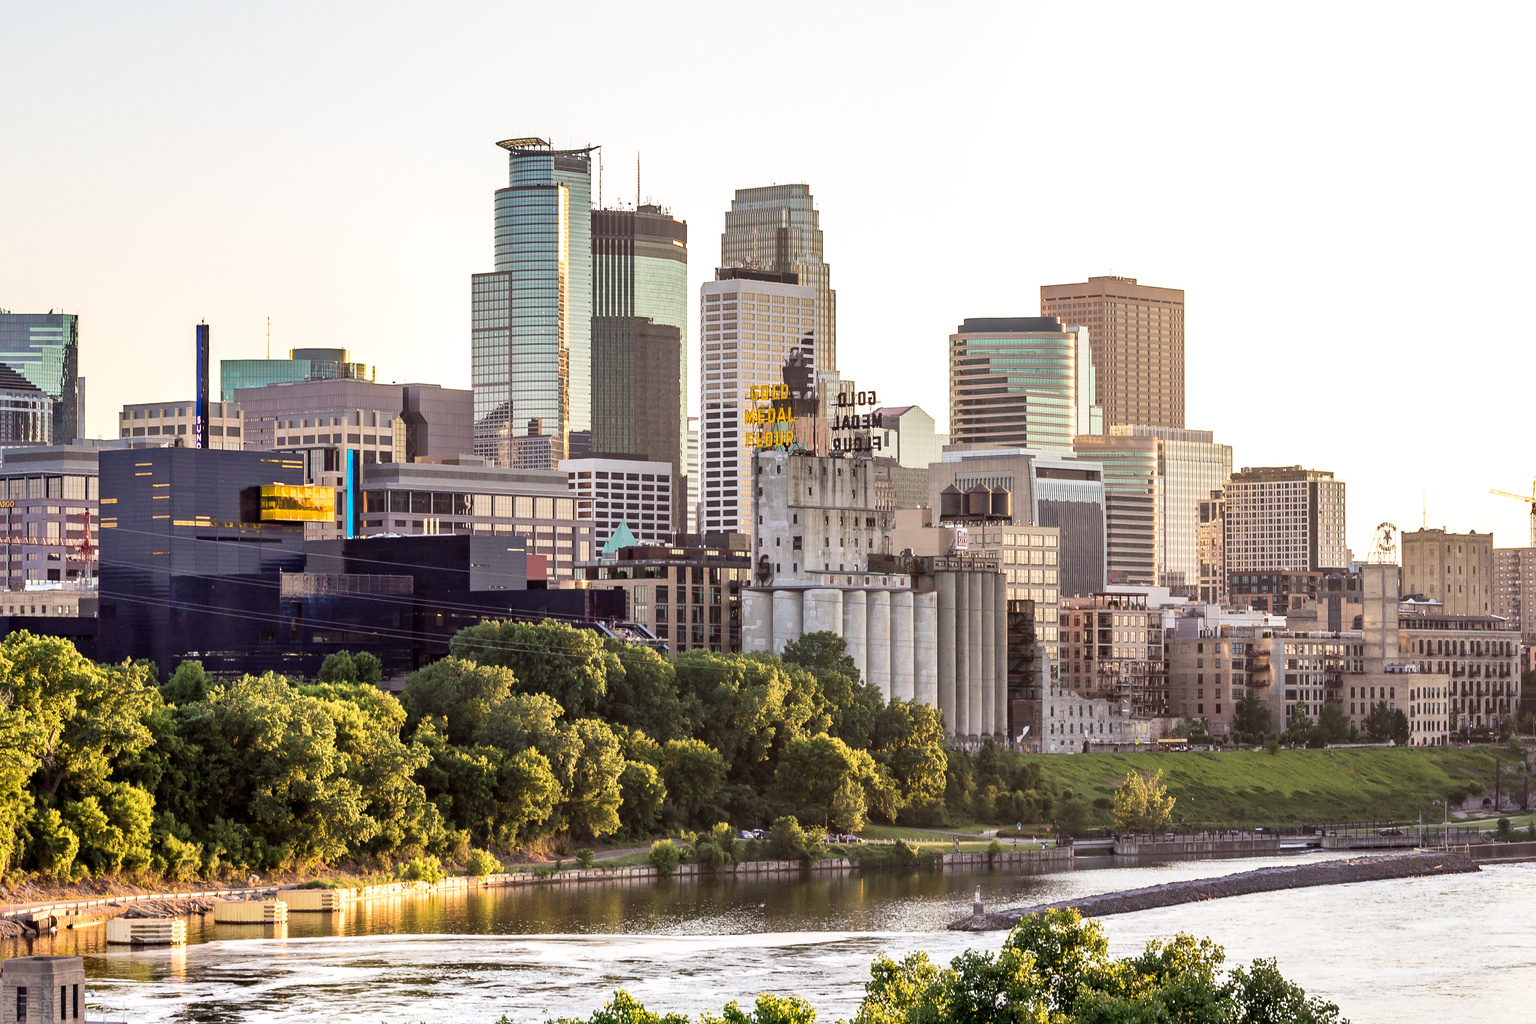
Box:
[6,852,1534,1024]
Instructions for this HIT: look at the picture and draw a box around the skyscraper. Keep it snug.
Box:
[1223,466,1348,578]
[472,138,595,468]
[0,311,80,443]
[948,317,1100,452]
[698,269,816,535]
[1073,426,1232,591]
[591,204,687,519]
[1040,276,1184,429]
[721,185,836,372]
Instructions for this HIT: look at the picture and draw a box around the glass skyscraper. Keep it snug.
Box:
[472,138,594,467]
[220,347,372,401]
[591,204,687,515]
[721,185,836,372]
[0,311,79,442]
[948,317,1101,452]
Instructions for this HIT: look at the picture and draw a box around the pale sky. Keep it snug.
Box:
[3,2,1533,557]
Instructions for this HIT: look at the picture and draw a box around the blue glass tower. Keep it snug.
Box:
[0,311,79,442]
[472,138,595,467]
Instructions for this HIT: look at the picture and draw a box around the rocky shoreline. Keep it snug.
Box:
[949,852,1480,930]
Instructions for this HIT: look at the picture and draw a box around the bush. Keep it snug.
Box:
[465,849,501,876]
[575,847,596,869]
[709,822,739,863]
[397,855,443,883]
[1496,817,1513,841]
[1265,738,1281,755]
[987,839,1002,861]
[648,839,680,876]
[892,839,919,866]
[695,839,728,870]
[768,816,808,860]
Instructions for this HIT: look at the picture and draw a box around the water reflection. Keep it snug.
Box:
[4,855,1530,1024]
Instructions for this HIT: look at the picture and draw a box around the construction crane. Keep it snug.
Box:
[1490,484,1536,545]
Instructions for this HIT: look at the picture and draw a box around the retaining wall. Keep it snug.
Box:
[1112,836,1281,857]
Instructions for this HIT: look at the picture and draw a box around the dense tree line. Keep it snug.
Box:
[536,909,1345,1024]
[0,627,948,880]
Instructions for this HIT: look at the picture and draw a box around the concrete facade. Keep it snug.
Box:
[1402,528,1494,616]
[120,399,242,450]
[561,455,674,550]
[1223,465,1348,578]
[1,956,86,1023]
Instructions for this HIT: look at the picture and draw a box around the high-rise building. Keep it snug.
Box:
[686,415,700,534]
[0,367,52,446]
[1402,528,1493,616]
[220,348,373,401]
[1492,547,1536,640]
[0,311,79,443]
[1073,426,1231,592]
[698,269,816,535]
[948,317,1100,452]
[591,204,687,520]
[472,138,595,468]
[1040,276,1184,429]
[1198,492,1226,604]
[720,185,836,372]
[1223,466,1347,583]
[120,400,242,450]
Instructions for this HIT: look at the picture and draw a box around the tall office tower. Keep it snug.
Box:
[686,415,700,535]
[591,204,687,519]
[948,317,1101,452]
[1402,528,1493,615]
[0,311,80,443]
[1198,492,1226,604]
[698,269,816,535]
[721,185,836,372]
[1074,426,1231,592]
[1040,276,1185,429]
[1492,547,1536,640]
[1223,466,1347,581]
[221,348,373,401]
[472,138,595,468]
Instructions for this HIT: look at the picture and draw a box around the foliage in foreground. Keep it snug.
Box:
[525,909,1344,1024]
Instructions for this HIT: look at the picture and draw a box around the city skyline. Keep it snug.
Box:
[2,3,1533,558]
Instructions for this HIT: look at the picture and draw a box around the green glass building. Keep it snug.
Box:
[948,317,1100,453]
[0,311,79,442]
[220,348,372,401]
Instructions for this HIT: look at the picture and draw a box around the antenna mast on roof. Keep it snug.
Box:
[266,315,271,359]
[598,151,603,208]
[636,153,640,210]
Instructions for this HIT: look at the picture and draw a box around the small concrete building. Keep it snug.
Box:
[1,956,87,1023]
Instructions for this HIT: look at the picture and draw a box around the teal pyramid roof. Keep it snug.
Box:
[601,521,639,556]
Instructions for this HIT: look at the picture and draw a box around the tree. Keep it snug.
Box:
[401,657,518,746]
[782,631,861,681]
[672,651,826,789]
[317,650,383,686]
[772,733,890,831]
[1390,708,1411,747]
[599,643,692,742]
[1318,703,1350,745]
[660,738,726,827]
[616,760,666,837]
[1112,769,1176,834]
[1363,701,1394,742]
[552,718,626,839]
[449,619,613,718]
[1233,693,1273,740]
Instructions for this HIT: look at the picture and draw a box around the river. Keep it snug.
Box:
[5,852,1533,1024]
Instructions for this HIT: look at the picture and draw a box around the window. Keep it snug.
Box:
[15,987,25,1023]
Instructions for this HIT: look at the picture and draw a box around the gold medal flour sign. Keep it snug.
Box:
[744,384,796,448]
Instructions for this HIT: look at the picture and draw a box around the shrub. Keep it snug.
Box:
[397,855,443,883]
[709,822,739,863]
[1265,738,1281,755]
[768,816,808,860]
[987,839,1002,861]
[695,839,728,870]
[648,839,680,876]
[892,839,919,866]
[575,848,596,869]
[465,849,501,876]
[1496,817,1513,841]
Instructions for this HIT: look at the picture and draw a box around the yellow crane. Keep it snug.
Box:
[1489,484,1536,545]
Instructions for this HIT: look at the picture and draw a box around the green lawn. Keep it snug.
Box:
[1009,747,1519,827]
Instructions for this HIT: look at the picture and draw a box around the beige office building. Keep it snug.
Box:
[120,400,242,450]
[720,185,835,372]
[1401,528,1493,616]
[1224,466,1348,576]
[1041,276,1184,429]
[698,270,817,535]
[1492,546,1536,640]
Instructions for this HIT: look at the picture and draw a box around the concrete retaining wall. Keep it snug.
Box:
[940,848,1074,870]
[1113,836,1281,857]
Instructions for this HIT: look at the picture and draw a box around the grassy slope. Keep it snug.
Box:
[1014,748,1514,826]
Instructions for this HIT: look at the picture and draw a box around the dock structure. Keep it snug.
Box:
[105,917,186,945]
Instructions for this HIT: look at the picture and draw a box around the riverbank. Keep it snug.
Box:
[949,845,1536,930]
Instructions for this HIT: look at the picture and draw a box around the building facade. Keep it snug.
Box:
[0,311,80,444]
[1060,593,1166,718]
[1402,528,1494,615]
[1223,466,1348,580]
[0,366,52,446]
[472,138,595,467]
[1071,431,1159,586]
[220,347,373,401]
[1399,609,1520,733]
[591,204,688,506]
[577,539,751,653]
[948,317,1100,451]
[1492,546,1536,640]
[358,458,593,582]
[720,184,836,372]
[1040,276,1184,429]
[562,455,674,550]
[120,400,243,450]
[0,446,99,585]
[698,269,817,535]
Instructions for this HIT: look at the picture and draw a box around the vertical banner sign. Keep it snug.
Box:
[194,323,210,450]
[345,448,360,539]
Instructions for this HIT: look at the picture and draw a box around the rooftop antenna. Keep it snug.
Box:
[266,315,271,359]
[598,150,603,208]
[636,153,640,210]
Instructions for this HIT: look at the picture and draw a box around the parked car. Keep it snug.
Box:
[1379,827,1405,837]
[739,830,756,840]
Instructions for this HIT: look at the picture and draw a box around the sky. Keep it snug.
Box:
[3,1,1533,558]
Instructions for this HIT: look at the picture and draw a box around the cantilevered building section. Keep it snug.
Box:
[721,185,836,372]
[472,138,595,468]
[948,317,1100,452]
[1041,276,1184,430]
